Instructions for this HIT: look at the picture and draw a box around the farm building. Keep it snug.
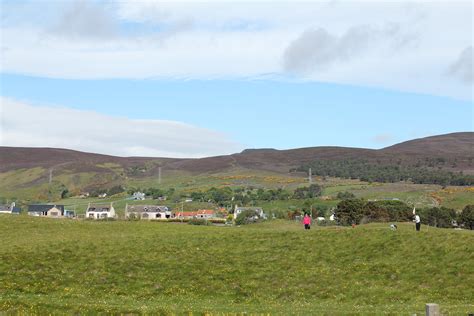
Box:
[125,205,171,220]
[234,206,265,219]
[86,203,116,219]
[28,204,64,218]
[0,203,21,215]
[175,210,216,220]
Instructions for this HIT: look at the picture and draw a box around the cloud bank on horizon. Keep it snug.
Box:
[0,98,244,158]
[1,0,472,100]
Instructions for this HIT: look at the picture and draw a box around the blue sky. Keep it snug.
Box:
[0,1,473,157]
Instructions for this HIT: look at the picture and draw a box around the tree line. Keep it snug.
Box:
[334,198,474,229]
[296,159,474,186]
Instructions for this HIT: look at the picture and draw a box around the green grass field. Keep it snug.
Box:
[1,216,472,314]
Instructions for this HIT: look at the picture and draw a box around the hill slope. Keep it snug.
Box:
[0,132,472,198]
[0,217,472,314]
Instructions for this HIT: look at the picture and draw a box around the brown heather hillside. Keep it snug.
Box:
[0,132,473,176]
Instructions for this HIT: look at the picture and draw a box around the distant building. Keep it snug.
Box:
[98,193,107,198]
[185,198,193,203]
[125,205,170,220]
[234,206,265,220]
[0,202,21,215]
[64,210,76,218]
[175,210,215,220]
[86,203,115,219]
[28,204,64,218]
[132,192,146,200]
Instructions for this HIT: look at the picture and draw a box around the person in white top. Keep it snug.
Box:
[414,214,421,231]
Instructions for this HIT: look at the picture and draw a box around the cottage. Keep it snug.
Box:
[86,203,116,219]
[125,205,170,220]
[175,209,215,220]
[234,206,265,219]
[28,204,64,218]
[0,203,21,215]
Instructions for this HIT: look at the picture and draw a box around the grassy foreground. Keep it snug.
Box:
[0,216,473,315]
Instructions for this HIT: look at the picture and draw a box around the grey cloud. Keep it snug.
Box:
[51,0,117,40]
[283,24,416,74]
[447,46,473,84]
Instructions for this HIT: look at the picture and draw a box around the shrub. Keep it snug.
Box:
[337,191,356,200]
[417,207,457,228]
[334,199,365,226]
[460,205,474,230]
[188,218,211,226]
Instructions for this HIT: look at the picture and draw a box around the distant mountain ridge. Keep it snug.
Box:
[1,132,473,175]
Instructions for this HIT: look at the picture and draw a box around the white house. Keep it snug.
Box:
[86,203,116,219]
[132,192,146,200]
[0,202,21,215]
[125,205,170,220]
[234,206,265,220]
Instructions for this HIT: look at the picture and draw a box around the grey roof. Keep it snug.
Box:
[28,205,64,213]
[87,205,111,212]
[127,205,169,213]
[236,207,263,211]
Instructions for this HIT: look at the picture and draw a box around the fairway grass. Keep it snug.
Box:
[0,216,473,315]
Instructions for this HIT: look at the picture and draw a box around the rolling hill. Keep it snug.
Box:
[0,132,472,199]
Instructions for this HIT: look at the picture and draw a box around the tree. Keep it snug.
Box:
[337,191,356,200]
[334,199,365,226]
[460,205,474,230]
[363,201,389,222]
[235,210,261,225]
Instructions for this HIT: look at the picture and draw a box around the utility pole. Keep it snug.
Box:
[158,167,162,185]
[309,168,312,184]
[49,168,53,184]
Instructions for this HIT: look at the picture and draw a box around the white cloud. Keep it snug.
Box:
[0,97,244,158]
[0,1,472,99]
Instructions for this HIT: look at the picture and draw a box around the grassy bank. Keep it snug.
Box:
[0,216,473,314]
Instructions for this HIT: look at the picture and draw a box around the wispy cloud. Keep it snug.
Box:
[0,97,244,158]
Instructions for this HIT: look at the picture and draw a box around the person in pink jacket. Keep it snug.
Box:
[303,213,311,230]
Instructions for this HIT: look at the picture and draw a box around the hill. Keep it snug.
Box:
[0,216,472,314]
[0,132,472,200]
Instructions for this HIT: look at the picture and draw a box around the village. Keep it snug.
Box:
[0,191,267,224]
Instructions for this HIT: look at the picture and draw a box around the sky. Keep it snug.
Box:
[0,0,473,158]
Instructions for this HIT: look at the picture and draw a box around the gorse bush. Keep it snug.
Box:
[334,199,459,227]
[460,205,474,230]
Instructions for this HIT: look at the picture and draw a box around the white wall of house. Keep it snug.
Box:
[47,207,62,218]
[86,205,115,219]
